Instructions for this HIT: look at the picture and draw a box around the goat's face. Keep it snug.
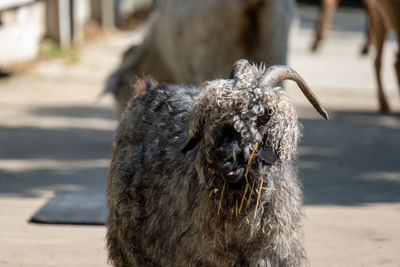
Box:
[181,59,327,212]
[204,124,280,185]
[208,125,245,184]
[182,118,280,190]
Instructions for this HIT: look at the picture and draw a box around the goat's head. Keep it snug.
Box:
[182,59,328,214]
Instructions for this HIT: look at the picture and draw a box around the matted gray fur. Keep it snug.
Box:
[106,59,326,266]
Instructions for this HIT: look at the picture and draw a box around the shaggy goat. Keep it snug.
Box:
[106,59,328,266]
[105,0,296,116]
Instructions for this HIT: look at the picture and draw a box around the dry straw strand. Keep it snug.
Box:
[217,179,226,216]
[244,142,259,184]
[246,178,256,210]
[238,142,259,214]
[238,183,249,214]
[254,178,264,219]
[235,199,238,217]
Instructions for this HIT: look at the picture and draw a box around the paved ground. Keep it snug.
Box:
[0,5,399,267]
[291,6,400,267]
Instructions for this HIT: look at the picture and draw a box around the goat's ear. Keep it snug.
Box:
[182,105,204,153]
[181,133,201,153]
[258,147,278,165]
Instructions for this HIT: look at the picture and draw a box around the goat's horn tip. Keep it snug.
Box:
[320,109,329,120]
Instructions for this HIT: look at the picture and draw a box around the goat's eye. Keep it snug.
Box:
[256,115,269,126]
[258,147,278,165]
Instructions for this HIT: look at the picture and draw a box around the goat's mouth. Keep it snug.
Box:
[224,166,245,184]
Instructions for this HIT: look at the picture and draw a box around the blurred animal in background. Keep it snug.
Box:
[106,59,328,266]
[311,0,340,52]
[363,0,400,112]
[311,0,371,54]
[312,0,400,112]
[104,0,296,116]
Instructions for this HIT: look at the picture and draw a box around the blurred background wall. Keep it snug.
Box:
[0,0,367,68]
[298,0,363,6]
[0,0,153,67]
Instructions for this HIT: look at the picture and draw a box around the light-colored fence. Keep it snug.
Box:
[0,0,153,66]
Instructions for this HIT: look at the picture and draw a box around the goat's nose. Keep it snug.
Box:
[221,161,234,173]
[215,148,237,164]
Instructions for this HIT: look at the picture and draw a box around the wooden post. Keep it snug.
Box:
[101,0,115,29]
[90,0,115,29]
[71,0,91,44]
[45,0,71,47]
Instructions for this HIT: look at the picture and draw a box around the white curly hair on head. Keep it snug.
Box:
[191,59,327,162]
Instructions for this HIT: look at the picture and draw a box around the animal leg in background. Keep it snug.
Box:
[395,51,400,93]
[312,0,340,51]
[361,1,373,55]
[312,0,371,54]
[382,0,400,93]
[367,0,390,112]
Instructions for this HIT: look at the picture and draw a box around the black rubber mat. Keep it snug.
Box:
[30,190,107,225]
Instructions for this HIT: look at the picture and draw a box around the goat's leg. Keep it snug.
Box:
[372,19,390,112]
[395,51,400,94]
[360,19,371,56]
[382,0,400,96]
[361,0,372,55]
[392,9,400,95]
[365,0,391,111]
[311,0,340,51]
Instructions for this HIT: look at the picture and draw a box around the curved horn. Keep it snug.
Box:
[261,65,329,120]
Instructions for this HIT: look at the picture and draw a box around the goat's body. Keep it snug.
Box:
[106,0,295,116]
[106,81,305,266]
[153,0,294,83]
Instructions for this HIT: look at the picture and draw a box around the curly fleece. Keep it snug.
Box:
[190,59,300,162]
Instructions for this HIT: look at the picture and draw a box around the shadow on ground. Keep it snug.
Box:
[1,105,399,206]
[0,125,112,197]
[297,3,368,33]
[29,105,116,120]
[300,110,400,205]
[0,167,108,198]
[0,105,116,197]
[0,126,113,160]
